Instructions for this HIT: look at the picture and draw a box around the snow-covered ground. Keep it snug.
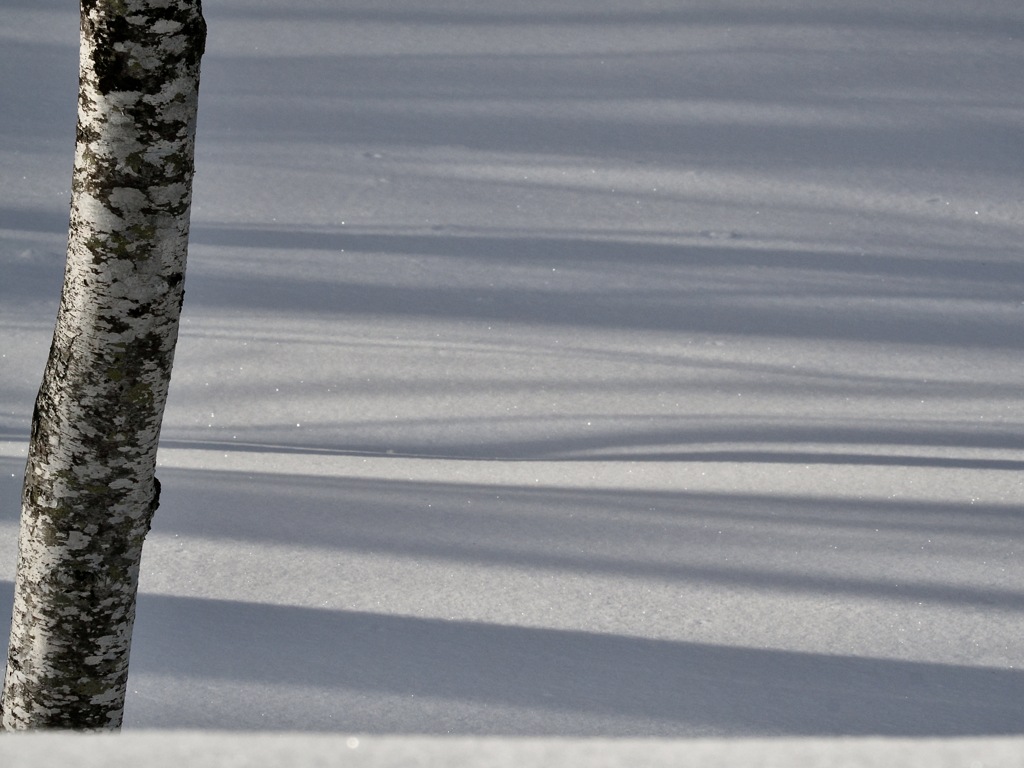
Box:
[1,0,1022,738]
[2,733,1023,768]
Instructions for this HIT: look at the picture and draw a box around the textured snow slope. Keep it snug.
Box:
[1,0,1022,737]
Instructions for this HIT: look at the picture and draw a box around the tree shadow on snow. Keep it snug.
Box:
[208,4,1024,41]
[6,578,1019,736]
[1,568,1021,736]
[3,470,1022,735]
[149,468,1024,612]
[184,229,1024,351]
[116,590,1024,736]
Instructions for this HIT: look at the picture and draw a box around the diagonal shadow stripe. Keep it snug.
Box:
[124,588,1024,736]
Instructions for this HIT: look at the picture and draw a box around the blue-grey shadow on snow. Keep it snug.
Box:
[124,588,1024,736]
[0,457,26,525]
[0,208,68,309]
[0,38,76,148]
[4,577,1018,736]
[564,450,1024,471]
[162,438,1024,472]
[189,227,1024,284]
[210,5,1024,40]
[0,582,9,668]
[0,206,68,237]
[161,412,1024,470]
[199,62,1021,176]
[185,229,1024,351]
[150,468,1024,613]
[194,3,1024,177]
[0,576,1019,735]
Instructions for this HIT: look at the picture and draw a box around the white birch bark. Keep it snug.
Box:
[2,0,205,730]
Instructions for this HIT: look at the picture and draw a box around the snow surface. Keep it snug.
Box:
[1,0,1023,740]
[2,733,1023,768]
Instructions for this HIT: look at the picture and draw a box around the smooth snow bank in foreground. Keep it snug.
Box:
[1,734,1022,768]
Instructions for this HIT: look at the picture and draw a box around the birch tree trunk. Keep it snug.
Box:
[1,0,205,730]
